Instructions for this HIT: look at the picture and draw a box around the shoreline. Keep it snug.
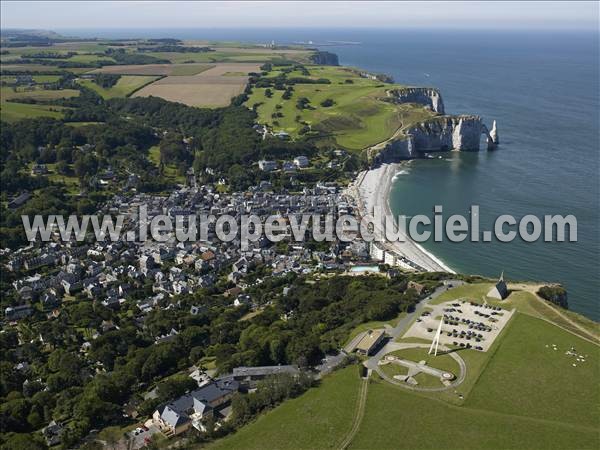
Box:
[350,162,455,273]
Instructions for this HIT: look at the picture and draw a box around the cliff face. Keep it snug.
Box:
[387,87,445,114]
[309,51,339,66]
[409,115,485,151]
[373,115,495,163]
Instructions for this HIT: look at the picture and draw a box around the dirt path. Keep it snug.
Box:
[338,374,369,450]
[513,283,599,345]
[533,296,600,345]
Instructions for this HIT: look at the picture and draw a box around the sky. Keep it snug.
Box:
[1,1,598,31]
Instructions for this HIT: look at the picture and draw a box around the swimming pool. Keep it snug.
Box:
[349,265,380,273]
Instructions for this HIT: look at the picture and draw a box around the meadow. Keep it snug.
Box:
[90,63,214,76]
[0,86,76,122]
[207,366,361,450]
[79,75,160,99]
[351,374,598,450]
[465,313,599,428]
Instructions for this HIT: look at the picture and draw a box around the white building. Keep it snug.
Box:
[293,156,309,168]
[258,160,278,172]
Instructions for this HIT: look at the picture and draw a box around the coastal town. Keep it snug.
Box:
[1,16,598,450]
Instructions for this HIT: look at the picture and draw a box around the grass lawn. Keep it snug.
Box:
[0,85,78,122]
[79,75,160,99]
[465,313,599,429]
[430,282,495,305]
[0,101,66,122]
[351,375,598,450]
[1,86,80,101]
[207,366,361,450]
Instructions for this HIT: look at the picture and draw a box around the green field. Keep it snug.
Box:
[0,85,77,122]
[351,374,598,450]
[207,366,360,450]
[466,313,599,428]
[1,86,79,101]
[145,49,311,64]
[79,75,160,98]
[245,65,436,151]
[0,101,66,122]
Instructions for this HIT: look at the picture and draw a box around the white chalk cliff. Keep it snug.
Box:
[387,87,445,114]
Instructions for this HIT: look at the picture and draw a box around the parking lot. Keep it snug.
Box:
[129,424,161,449]
[403,299,514,351]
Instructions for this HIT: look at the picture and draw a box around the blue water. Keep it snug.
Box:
[67,28,599,320]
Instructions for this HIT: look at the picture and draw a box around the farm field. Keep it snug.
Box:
[90,63,214,76]
[245,65,436,151]
[1,64,92,74]
[1,86,79,101]
[0,74,62,83]
[0,101,66,122]
[133,63,260,107]
[0,86,76,122]
[207,366,360,450]
[144,46,312,64]
[79,75,160,98]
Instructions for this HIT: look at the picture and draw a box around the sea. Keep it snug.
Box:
[64,28,599,321]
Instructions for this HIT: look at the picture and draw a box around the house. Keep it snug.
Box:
[487,272,509,300]
[258,160,278,172]
[354,329,386,356]
[8,192,31,209]
[4,304,33,321]
[42,420,63,446]
[274,131,290,140]
[31,164,48,175]
[407,281,426,296]
[293,156,309,168]
[152,378,239,436]
[41,293,61,310]
[155,328,178,344]
[281,161,296,173]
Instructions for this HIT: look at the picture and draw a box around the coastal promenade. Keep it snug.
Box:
[348,163,454,273]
